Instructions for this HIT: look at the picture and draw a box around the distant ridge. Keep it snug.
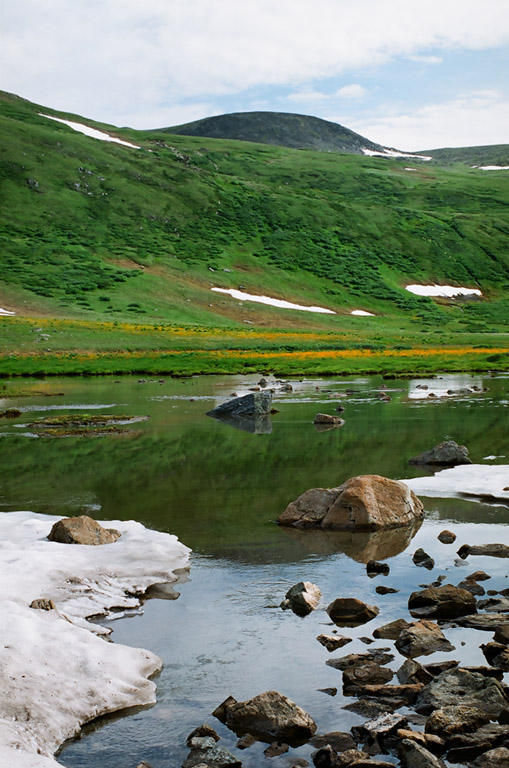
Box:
[165,111,387,155]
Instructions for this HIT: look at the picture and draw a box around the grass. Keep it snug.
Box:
[0,89,508,376]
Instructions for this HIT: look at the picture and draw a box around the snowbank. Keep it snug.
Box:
[0,511,190,766]
[211,287,336,314]
[0,307,15,316]
[403,464,509,504]
[362,148,432,161]
[405,284,482,298]
[351,309,374,316]
[39,114,141,149]
[476,165,509,171]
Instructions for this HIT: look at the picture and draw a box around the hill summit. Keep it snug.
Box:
[166,111,387,154]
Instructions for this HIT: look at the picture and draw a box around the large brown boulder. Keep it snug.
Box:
[47,515,121,545]
[278,475,424,531]
[212,690,317,746]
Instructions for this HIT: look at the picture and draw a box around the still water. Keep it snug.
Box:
[1,372,508,767]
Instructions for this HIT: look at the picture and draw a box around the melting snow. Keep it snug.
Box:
[405,284,482,298]
[0,511,190,766]
[39,114,141,149]
[362,148,432,161]
[351,309,375,316]
[211,287,336,314]
[403,464,509,504]
[0,307,15,316]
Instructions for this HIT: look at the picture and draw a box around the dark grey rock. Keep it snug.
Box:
[397,738,446,767]
[207,391,273,433]
[366,560,390,577]
[408,440,471,466]
[415,668,509,716]
[182,736,241,767]
[457,543,509,559]
[413,549,435,570]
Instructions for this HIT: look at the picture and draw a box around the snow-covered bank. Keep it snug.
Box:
[403,464,509,504]
[0,511,190,767]
[0,307,15,316]
[211,287,336,314]
[39,114,141,149]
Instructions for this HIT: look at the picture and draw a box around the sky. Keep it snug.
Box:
[2,0,509,150]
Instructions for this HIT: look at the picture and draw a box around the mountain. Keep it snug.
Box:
[166,111,388,154]
[0,89,508,338]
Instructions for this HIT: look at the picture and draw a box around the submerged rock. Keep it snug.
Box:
[278,475,423,531]
[327,597,379,627]
[212,690,317,746]
[408,440,471,466]
[47,515,121,545]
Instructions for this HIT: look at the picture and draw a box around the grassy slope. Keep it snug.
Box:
[0,90,508,375]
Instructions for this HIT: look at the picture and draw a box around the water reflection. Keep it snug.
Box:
[207,411,273,434]
[280,521,422,563]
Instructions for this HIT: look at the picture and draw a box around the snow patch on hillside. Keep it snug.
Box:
[211,287,336,314]
[362,148,432,161]
[39,114,141,148]
[0,307,15,316]
[351,309,375,316]
[0,511,190,766]
[405,284,482,298]
[473,165,509,171]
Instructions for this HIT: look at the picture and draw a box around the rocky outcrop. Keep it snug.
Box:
[395,620,455,659]
[327,597,379,627]
[212,690,317,746]
[47,515,121,545]
[408,440,471,466]
[278,475,424,531]
[280,581,322,616]
[408,585,477,619]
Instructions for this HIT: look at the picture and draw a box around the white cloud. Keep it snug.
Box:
[409,54,443,64]
[342,90,509,150]
[335,84,368,99]
[2,0,509,127]
[286,89,329,103]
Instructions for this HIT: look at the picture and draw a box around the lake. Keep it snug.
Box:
[1,372,507,767]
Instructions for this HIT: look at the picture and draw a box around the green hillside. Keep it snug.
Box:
[0,90,508,375]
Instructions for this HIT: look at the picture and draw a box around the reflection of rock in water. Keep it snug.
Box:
[207,391,273,433]
[207,412,272,434]
[279,520,422,563]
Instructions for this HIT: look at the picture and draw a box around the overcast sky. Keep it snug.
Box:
[3,0,509,149]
